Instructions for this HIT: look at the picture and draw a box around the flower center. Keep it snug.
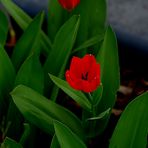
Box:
[82,72,88,80]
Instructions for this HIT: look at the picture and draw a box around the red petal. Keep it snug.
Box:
[81,79,99,93]
[58,0,80,11]
[81,80,92,92]
[88,62,97,81]
[89,64,101,90]
[90,77,100,91]
[82,54,96,75]
[65,70,82,90]
[70,56,82,79]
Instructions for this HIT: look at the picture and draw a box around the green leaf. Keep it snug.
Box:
[109,92,148,148]
[72,0,107,54]
[97,26,120,96]
[0,45,15,98]
[44,15,80,97]
[5,100,23,140]
[82,107,110,138]
[50,135,60,148]
[1,137,22,148]
[96,26,120,133]
[49,74,91,111]
[92,84,103,106]
[11,85,84,140]
[54,120,87,148]
[1,0,52,54]
[87,108,110,121]
[15,54,44,94]
[45,14,80,79]
[19,123,31,145]
[73,34,104,53]
[48,0,68,41]
[11,12,44,70]
[1,0,31,29]
[0,10,9,46]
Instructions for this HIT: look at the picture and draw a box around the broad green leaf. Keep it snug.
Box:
[50,135,60,148]
[48,0,68,42]
[73,34,104,53]
[0,10,9,46]
[11,12,44,70]
[0,45,15,98]
[96,26,120,109]
[11,85,84,139]
[1,0,31,29]
[15,54,44,94]
[45,14,80,79]
[72,0,107,54]
[44,15,80,97]
[109,92,148,148]
[1,137,22,148]
[1,0,52,54]
[54,120,87,148]
[96,26,120,133]
[49,74,91,111]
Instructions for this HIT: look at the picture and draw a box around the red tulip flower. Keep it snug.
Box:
[58,0,80,11]
[65,54,101,93]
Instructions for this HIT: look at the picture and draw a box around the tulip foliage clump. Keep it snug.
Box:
[0,0,147,147]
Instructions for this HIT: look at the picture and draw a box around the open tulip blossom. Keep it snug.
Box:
[65,54,101,93]
[58,0,80,11]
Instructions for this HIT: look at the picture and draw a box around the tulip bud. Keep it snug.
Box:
[58,0,80,11]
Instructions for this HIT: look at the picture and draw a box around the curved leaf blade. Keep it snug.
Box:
[73,0,107,54]
[11,85,84,139]
[48,0,67,41]
[1,0,52,54]
[87,108,110,121]
[49,74,91,111]
[97,26,120,109]
[54,120,87,148]
[1,0,31,29]
[73,34,104,53]
[44,15,80,98]
[44,15,80,78]
[109,92,148,148]
[50,135,60,148]
[15,54,44,94]
[95,26,120,133]
[0,45,15,97]
[11,12,44,70]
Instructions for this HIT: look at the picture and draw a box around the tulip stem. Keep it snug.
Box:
[88,93,93,104]
[88,93,96,114]
[88,93,97,136]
